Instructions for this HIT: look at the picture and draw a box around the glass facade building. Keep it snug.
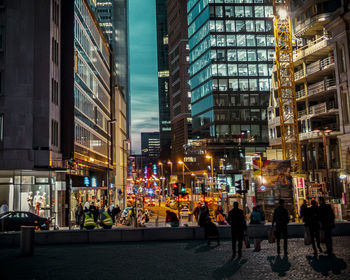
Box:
[187,0,273,151]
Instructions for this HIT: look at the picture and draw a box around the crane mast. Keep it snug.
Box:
[272,0,302,173]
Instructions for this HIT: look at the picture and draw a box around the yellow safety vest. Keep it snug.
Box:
[102,212,113,226]
[84,213,96,227]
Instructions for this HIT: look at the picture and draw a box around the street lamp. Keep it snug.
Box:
[205,155,214,194]
[158,162,164,205]
[107,119,117,206]
[178,160,185,184]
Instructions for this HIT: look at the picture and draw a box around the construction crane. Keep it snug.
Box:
[272,0,302,173]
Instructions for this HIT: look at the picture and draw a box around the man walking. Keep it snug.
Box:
[305,200,322,255]
[318,197,335,255]
[227,202,247,259]
[272,199,289,255]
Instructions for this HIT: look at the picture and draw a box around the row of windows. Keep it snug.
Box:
[74,85,108,132]
[214,124,268,141]
[75,16,110,89]
[51,37,59,65]
[214,108,266,122]
[75,0,109,65]
[214,92,269,107]
[74,121,108,157]
[51,119,59,147]
[188,6,209,38]
[210,19,272,33]
[189,21,209,49]
[190,34,274,65]
[51,78,59,105]
[209,5,273,18]
[52,0,59,26]
[188,0,209,27]
[75,53,110,111]
[190,48,274,76]
[213,62,272,77]
[209,0,271,4]
[213,78,271,91]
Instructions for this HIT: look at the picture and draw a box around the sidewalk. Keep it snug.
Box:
[1,237,349,280]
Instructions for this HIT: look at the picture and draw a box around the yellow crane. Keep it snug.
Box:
[272,0,302,173]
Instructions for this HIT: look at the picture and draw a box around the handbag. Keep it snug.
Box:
[304,226,311,245]
[268,227,275,243]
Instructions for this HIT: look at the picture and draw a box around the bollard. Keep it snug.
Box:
[21,226,34,256]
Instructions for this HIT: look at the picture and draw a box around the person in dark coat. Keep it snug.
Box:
[299,200,308,223]
[89,202,98,223]
[318,197,335,255]
[272,199,289,255]
[192,203,201,223]
[112,205,121,224]
[227,202,247,259]
[305,200,322,255]
[76,203,84,228]
[198,203,210,227]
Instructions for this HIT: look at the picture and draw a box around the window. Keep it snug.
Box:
[227,50,237,61]
[246,35,255,46]
[239,79,249,91]
[247,50,256,61]
[215,6,224,17]
[216,20,224,32]
[228,64,238,75]
[256,20,265,32]
[227,35,236,46]
[217,64,227,76]
[230,94,239,106]
[251,109,260,121]
[210,20,215,32]
[0,114,3,141]
[235,6,245,17]
[217,49,226,61]
[259,78,269,91]
[258,64,268,76]
[237,35,246,46]
[245,6,253,17]
[250,94,259,105]
[225,6,234,18]
[237,50,247,61]
[246,20,255,32]
[238,64,248,76]
[51,119,59,146]
[248,64,257,76]
[254,6,264,17]
[236,20,246,32]
[256,35,266,47]
[257,50,267,61]
[217,35,226,47]
[226,20,235,32]
[249,79,258,91]
[229,79,238,91]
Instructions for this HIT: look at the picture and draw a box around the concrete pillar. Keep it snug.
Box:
[21,226,34,256]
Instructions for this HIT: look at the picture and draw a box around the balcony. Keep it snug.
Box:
[298,109,307,118]
[309,101,337,115]
[293,36,331,62]
[296,88,306,99]
[308,78,336,97]
[294,69,305,81]
[294,13,332,37]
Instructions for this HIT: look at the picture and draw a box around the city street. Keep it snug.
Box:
[1,237,349,279]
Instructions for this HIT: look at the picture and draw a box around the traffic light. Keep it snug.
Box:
[180,183,186,193]
[235,179,247,195]
[244,178,249,191]
[173,184,179,196]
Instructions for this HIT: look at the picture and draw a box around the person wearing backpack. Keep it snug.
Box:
[305,200,322,255]
[272,199,290,255]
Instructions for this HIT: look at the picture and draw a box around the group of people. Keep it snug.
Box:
[300,197,335,255]
[75,202,121,230]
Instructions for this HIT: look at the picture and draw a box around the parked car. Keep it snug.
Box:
[179,206,190,217]
[147,199,155,207]
[0,211,50,232]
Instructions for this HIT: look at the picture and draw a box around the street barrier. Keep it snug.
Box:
[0,222,349,247]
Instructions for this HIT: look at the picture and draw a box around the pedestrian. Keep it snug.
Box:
[256,205,265,224]
[192,203,201,223]
[76,202,84,228]
[89,202,98,222]
[165,210,179,227]
[250,206,262,224]
[99,207,114,229]
[299,200,308,223]
[318,197,335,255]
[305,200,322,255]
[83,202,96,230]
[113,204,121,225]
[227,202,247,259]
[272,199,290,255]
[215,206,226,225]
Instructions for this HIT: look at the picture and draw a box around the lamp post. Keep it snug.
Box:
[158,162,164,205]
[178,160,185,184]
[254,152,265,212]
[107,119,117,206]
[205,155,214,195]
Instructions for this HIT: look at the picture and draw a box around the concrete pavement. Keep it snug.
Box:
[1,237,349,279]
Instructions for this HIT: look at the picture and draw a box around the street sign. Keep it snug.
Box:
[260,185,266,192]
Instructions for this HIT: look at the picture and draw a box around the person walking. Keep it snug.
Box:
[256,205,265,224]
[227,202,247,259]
[305,200,322,255]
[299,200,308,223]
[76,202,84,229]
[250,206,262,224]
[272,199,289,255]
[192,203,201,223]
[318,197,335,255]
[113,205,121,225]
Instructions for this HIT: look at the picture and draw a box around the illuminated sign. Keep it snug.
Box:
[91,177,97,187]
[84,177,90,187]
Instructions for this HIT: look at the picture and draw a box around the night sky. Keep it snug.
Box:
[129,0,159,154]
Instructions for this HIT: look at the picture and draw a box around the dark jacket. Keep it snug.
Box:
[319,203,335,229]
[227,208,246,232]
[299,203,308,222]
[305,205,320,230]
[272,206,289,228]
[198,206,210,227]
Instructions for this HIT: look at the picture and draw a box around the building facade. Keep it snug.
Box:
[186,0,274,183]
[156,0,172,159]
[141,132,161,160]
[61,0,113,224]
[0,0,65,223]
[268,0,349,215]
[167,0,192,163]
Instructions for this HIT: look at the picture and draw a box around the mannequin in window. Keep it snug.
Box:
[27,191,34,213]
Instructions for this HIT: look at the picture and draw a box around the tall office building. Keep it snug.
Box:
[156,0,171,159]
[0,0,65,223]
[186,0,274,173]
[167,0,192,163]
[141,132,161,160]
[61,0,113,223]
[268,0,349,209]
[94,0,129,207]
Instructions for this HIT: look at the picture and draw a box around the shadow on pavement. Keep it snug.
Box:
[306,254,347,276]
[195,243,219,253]
[267,255,291,277]
[184,240,202,251]
[212,258,247,280]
